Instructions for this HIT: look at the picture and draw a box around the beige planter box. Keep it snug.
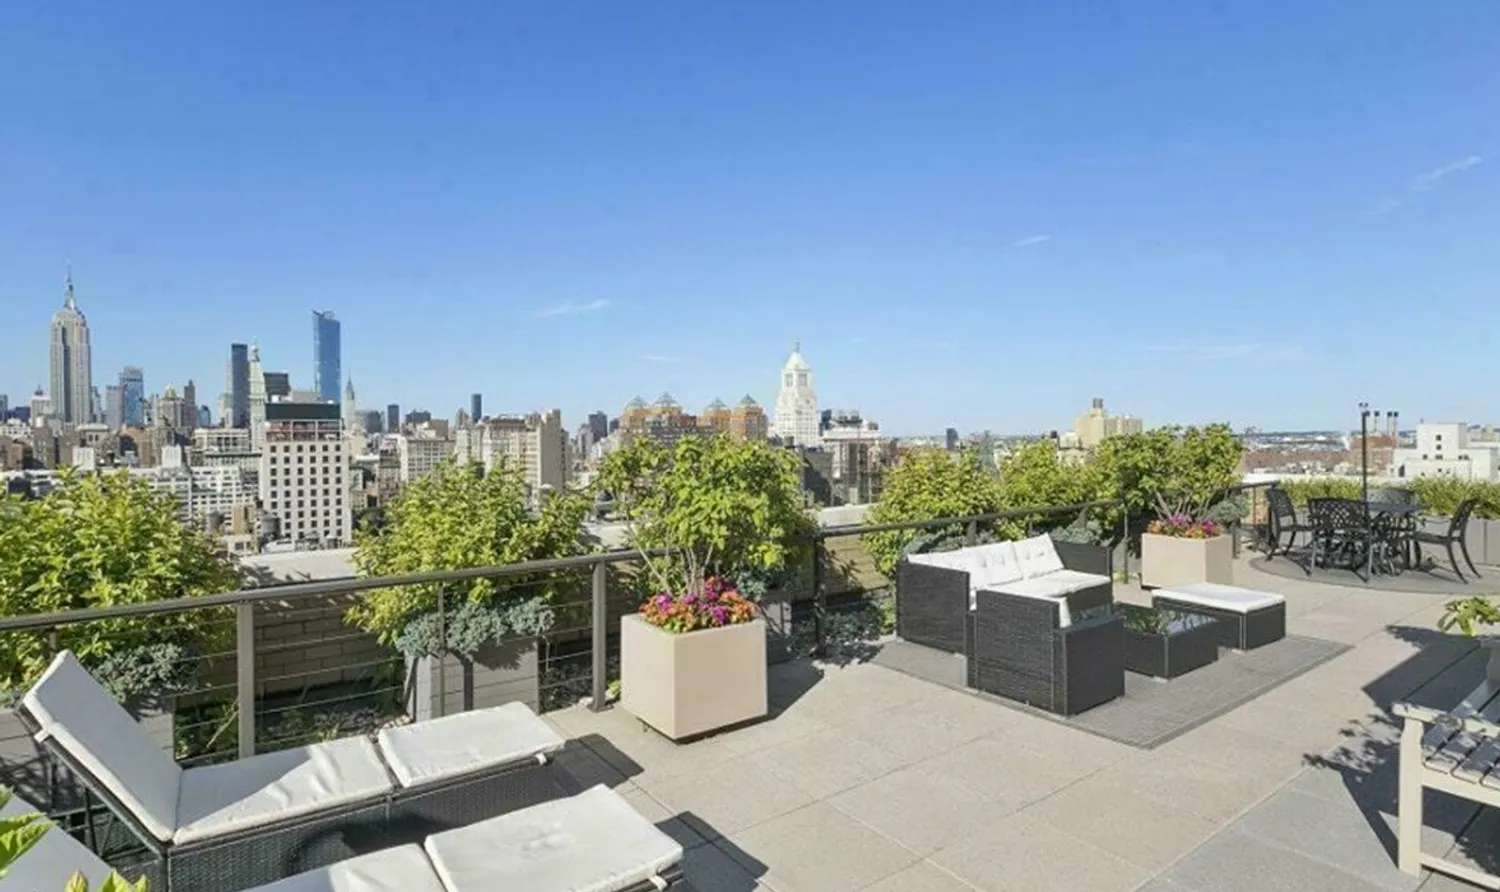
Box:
[1141,533,1234,588]
[620,614,767,741]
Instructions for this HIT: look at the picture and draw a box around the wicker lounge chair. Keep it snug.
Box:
[4,785,686,892]
[17,651,567,892]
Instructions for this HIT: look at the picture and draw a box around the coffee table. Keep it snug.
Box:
[1152,582,1287,650]
[1117,604,1221,679]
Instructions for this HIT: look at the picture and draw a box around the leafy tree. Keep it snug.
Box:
[864,448,1002,575]
[596,435,812,596]
[1091,424,1243,549]
[994,440,1102,538]
[0,470,241,700]
[347,457,591,657]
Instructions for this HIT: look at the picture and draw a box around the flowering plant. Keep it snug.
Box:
[639,576,757,634]
[1146,513,1223,539]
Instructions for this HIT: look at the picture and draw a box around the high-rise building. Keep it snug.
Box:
[1072,397,1143,450]
[104,385,124,431]
[386,404,400,433]
[945,428,960,451]
[263,371,291,399]
[259,401,350,546]
[396,434,456,483]
[472,410,566,499]
[0,394,9,420]
[405,409,432,427]
[343,378,359,432]
[470,393,483,422]
[228,344,250,428]
[182,380,198,433]
[360,410,383,434]
[587,411,609,444]
[772,341,820,448]
[700,399,732,435]
[118,366,146,428]
[312,310,341,404]
[49,269,94,425]
[248,344,268,452]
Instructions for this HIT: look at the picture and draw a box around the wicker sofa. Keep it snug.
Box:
[896,535,1124,715]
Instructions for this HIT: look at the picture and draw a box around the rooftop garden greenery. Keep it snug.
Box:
[0,469,242,704]
[595,434,813,599]
[1275,476,1500,520]
[864,425,1246,572]
[348,457,592,659]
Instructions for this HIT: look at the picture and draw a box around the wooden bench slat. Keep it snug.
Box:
[1425,682,1500,777]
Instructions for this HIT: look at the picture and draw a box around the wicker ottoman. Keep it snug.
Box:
[1151,582,1286,651]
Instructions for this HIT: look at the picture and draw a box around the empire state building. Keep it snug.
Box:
[49,268,94,424]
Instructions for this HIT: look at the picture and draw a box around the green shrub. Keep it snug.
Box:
[863,449,1002,575]
[1275,477,1363,506]
[0,470,241,700]
[1091,424,1243,548]
[349,457,591,651]
[1409,477,1500,519]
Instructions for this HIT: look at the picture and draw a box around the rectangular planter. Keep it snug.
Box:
[405,639,539,722]
[0,703,174,809]
[1140,533,1234,588]
[620,615,767,741]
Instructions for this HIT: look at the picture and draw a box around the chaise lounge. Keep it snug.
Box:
[3,783,686,892]
[17,651,570,892]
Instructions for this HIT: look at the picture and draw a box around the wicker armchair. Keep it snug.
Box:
[966,589,1125,716]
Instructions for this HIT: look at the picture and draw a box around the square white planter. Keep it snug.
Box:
[1141,533,1234,588]
[620,615,767,741]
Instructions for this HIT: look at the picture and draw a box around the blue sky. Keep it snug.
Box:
[2,2,1496,435]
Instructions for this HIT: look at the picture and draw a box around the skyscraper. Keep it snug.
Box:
[587,411,609,444]
[104,385,124,431]
[119,366,146,428]
[229,344,250,428]
[248,343,267,451]
[313,310,341,404]
[49,269,94,425]
[387,403,400,433]
[343,378,359,431]
[470,393,483,422]
[182,380,198,432]
[772,341,820,448]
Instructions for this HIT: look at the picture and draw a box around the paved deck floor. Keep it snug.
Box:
[545,556,1497,892]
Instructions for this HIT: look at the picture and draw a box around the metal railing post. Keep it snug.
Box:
[1120,507,1130,583]
[436,589,447,719]
[235,602,256,759]
[812,538,826,659]
[590,560,608,712]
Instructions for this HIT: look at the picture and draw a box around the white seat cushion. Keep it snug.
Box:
[377,702,566,790]
[1157,582,1285,614]
[242,844,446,892]
[424,784,682,892]
[906,550,966,573]
[175,736,394,845]
[21,651,183,842]
[1040,569,1111,592]
[1014,535,1065,578]
[1,792,118,890]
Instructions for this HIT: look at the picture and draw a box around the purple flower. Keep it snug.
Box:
[710,605,727,625]
[685,593,698,605]
[654,594,671,609]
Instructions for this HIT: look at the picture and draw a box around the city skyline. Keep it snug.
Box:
[3,5,1498,433]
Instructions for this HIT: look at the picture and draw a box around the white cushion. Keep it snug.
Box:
[377,702,566,790]
[21,651,183,842]
[1039,569,1112,592]
[243,844,446,892]
[972,542,1023,586]
[1014,535,1065,578]
[1157,582,1285,614]
[0,792,118,890]
[906,551,966,573]
[175,736,394,845]
[423,784,682,892]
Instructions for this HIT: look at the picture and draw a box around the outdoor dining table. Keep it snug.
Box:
[1362,501,1424,575]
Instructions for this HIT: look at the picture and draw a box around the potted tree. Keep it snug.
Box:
[348,457,590,718]
[598,435,809,739]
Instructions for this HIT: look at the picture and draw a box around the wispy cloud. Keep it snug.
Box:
[534,298,611,319]
[1409,155,1482,192]
[637,353,680,363]
[1367,155,1483,215]
[1146,342,1304,361]
[1007,235,1052,250]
